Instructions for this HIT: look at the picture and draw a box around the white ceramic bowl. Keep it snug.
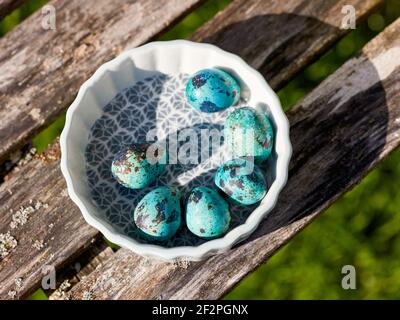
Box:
[60,40,291,261]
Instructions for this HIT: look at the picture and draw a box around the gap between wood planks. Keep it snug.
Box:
[0,0,26,21]
[0,0,384,299]
[66,17,400,300]
[46,238,114,300]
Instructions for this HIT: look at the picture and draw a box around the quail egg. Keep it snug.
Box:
[215,158,267,205]
[186,68,240,113]
[134,186,181,241]
[111,142,167,189]
[186,186,230,239]
[224,107,274,163]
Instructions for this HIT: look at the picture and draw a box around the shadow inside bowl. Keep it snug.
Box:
[84,68,278,247]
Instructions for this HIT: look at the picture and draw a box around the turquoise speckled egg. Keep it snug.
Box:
[225,107,274,163]
[186,68,240,113]
[111,142,167,189]
[134,186,181,241]
[186,186,230,239]
[215,158,267,205]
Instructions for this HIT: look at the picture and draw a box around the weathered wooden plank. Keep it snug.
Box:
[0,0,384,300]
[66,17,400,300]
[0,0,25,20]
[193,0,382,90]
[0,0,382,163]
[0,143,103,299]
[0,0,205,164]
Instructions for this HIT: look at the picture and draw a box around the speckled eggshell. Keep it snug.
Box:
[111,142,167,189]
[215,158,267,205]
[186,186,230,239]
[225,107,274,163]
[186,68,240,113]
[134,186,181,241]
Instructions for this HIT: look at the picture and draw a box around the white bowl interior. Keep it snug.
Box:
[61,41,290,260]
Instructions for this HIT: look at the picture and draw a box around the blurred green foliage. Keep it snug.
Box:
[0,0,48,36]
[26,288,47,300]
[159,0,231,40]
[32,114,65,152]
[1,0,399,300]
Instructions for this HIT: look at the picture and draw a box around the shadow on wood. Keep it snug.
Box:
[201,13,345,89]
[203,13,389,255]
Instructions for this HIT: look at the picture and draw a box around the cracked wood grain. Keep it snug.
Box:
[0,0,206,164]
[0,144,102,299]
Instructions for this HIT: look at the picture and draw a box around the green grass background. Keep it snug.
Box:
[2,0,400,300]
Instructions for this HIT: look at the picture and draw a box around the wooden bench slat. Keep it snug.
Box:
[192,0,382,90]
[0,0,383,299]
[0,144,102,299]
[0,0,205,164]
[66,17,400,300]
[0,0,382,164]
[0,0,25,20]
